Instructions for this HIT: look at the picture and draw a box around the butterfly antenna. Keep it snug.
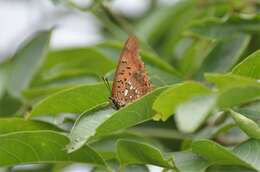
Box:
[102,77,112,95]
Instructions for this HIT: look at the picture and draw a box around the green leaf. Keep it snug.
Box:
[67,87,166,152]
[146,65,181,87]
[90,132,158,160]
[207,165,256,172]
[232,49,260,79]
[6,31,51,97]
[31,48,115,87]
[205,73,260,90]
[0,67,5,98]
[194,32,250,79]
[0,131,106,167]
[205,73,260,108]
[0,92,21,116]
[30,83,109,117]
[153,82,211,121]
[233,139,260,171]
[218,86,260,108]
[173,151,210,172]
[117,139,172,168]
[91,161,149,172]
[228,110,260,139]
[22,85,72,101]
[177,34,217,78]
[175,95,216,133]
[192,140,253,169]
[0,118,61,135]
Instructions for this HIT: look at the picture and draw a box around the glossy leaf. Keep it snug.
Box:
[0,118,61,135]
[192,140,254,170]
[232,49,260,79]
[117,139,172,168]
[67,87,166,152]
[233,139,260,171]
[173,151,210,172]
[217,86,260,108]
[0,131,106,167]
[205,73,260,108]
[30,83,109,117]
[153,82,211,121]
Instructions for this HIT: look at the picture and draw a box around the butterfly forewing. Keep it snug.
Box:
[110,35,153,109]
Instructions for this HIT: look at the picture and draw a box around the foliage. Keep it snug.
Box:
[0,0,260,171]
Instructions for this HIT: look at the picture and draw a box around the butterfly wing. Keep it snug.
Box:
[123,70,153,103]
[110,35,152,108]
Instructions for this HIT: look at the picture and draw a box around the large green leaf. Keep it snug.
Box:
[31,48,115,87]
[233,139,260,171]
[0,118,61,135]
[0,131,106,167]
[192,140,256,170]
[205,73,260,108]
[173,151,210,172]
[218,86,260,108]
[117,139,172,168]
[30,83,109,117]
[89,132,160,160]
[153,82,211,121]
[175,95,216,133]
[67,87,166,152]
[6,31,51,97]
[232,49,260,79]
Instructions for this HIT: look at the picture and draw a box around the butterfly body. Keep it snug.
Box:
[109,35,153,110]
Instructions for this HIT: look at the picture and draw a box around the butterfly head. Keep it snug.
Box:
[108,96,122,110]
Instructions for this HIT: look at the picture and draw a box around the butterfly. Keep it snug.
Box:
[105,35,153,110]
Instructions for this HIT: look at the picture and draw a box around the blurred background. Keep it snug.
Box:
[0,0,177,61]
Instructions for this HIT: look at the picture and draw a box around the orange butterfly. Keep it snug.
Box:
[108,35,153,109]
